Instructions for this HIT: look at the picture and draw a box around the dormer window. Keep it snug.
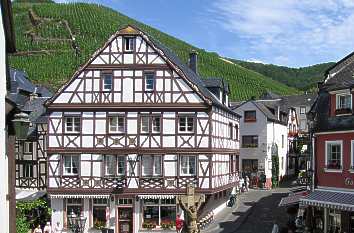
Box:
[336,94,352,114]
[124,37,134,52]
[145,73,154,91]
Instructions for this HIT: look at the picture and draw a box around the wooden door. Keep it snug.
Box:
[117,208,133,233]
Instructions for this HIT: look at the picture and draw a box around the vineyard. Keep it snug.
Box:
[9,2,300,101]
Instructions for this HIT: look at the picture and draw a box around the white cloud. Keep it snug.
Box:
[246,58,267,64]
[211,0,354,66]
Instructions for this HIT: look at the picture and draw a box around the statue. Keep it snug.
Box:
[177,185,205,233]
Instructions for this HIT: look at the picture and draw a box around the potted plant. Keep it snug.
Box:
[142,221,156,229]
[161,221,175,229]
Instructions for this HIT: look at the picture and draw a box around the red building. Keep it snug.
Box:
[300,52,354,233]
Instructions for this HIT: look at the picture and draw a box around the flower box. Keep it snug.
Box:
[335,108,352,115]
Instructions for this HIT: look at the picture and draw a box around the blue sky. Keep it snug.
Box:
[55,0,354,67]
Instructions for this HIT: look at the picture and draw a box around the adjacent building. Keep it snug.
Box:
[300,52,354,233]
[46,25,240,233]
[232,96,294,188]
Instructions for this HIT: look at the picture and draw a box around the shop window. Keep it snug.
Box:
[328,209,341,233]
[93,199,108,229]
[142,198,176,229]
[66,198,83,223]
[142,155,162,176]
[325,141,342,169]
[180,155,196,176]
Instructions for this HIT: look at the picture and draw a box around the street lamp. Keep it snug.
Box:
[68,211,87,233]
[11,112,30,140]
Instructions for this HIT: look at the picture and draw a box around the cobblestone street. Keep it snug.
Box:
[202,181,297,233]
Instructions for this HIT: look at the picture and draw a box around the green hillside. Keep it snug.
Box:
[9,2,300,101]
[231,59,335,91]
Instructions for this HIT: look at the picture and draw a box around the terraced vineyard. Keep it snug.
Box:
[10,2,300,100]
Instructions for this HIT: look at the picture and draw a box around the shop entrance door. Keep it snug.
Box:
[117,207,133,233]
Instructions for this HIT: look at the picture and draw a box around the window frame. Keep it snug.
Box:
[244,110,256,122]
[108,115,125,133]
[242,135,258,148]
[180,155,197,176]
[63,155,80,176]
[141,155,162,177]
[64,116,81,133]
[325,140,343,171]
[142,198,176,228]
[23,163,34,178]
[229,123,233,139]
[24,141,33,154]
[178,115,194,133]
[300,106,306,115]
[123,37,135,52]
[336,93,352,110]
[235,124,239,140]
[152,116,161,133]
[102,73,113,91]
[66,198,83,225]
[144,72,155,92]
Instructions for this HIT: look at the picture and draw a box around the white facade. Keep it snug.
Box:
[235,101,288,188]
[47,25,240,233]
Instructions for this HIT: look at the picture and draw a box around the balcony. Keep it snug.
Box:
[335,108,352,115]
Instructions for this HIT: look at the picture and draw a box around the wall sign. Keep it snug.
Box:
[345,177,353,186]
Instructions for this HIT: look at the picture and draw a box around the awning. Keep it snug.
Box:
[16,189,46,201]
[50,194,109,199]
[138,194,176,200]
[279,191,309,207]
[300,190,354,211]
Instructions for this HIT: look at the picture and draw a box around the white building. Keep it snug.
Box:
[46,25,240,233]
[233,98,292,188]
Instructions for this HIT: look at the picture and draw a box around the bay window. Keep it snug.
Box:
[109,115,124,133]
[142,198,176,228]
[325,141,342,170]
[65,116,80,133]
[180,155,196,176]
[141,155,162,176]
[63,155,79,175]
[179,116,194,132]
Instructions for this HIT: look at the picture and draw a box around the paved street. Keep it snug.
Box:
[202,180,298,233]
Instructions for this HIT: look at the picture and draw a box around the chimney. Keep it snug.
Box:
[189,50,198,74]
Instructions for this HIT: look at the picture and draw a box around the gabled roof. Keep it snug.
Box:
[282,93,316,107]
[259,91,281,100]
[203,77,230,94]
[46,25,237,115]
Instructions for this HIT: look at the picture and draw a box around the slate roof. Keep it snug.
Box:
[282,94,316,107]
[259,91,281,100]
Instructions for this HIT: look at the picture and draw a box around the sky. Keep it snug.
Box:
[54,0,354,67]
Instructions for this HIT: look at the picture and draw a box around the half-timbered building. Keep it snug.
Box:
[46,25,240,233]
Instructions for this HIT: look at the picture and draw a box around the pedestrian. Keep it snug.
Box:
[53,222,62,233]
[239,177,245,192]
[34,225,42,233]
[175,214,184,233]
[43,222,52,233]
[245,176,250,191]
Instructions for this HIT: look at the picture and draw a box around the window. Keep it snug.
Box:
[103,74,112,91]
[328,209,341,233]
[142,198,176,228]
[235,124,239,140]
[105,155,116,176]
[229,123,233,139]
[117,156,126,175]
[124,37,134,51]
[24,142,33,153]
[65,117,80,133]
[63,155,79,175]
[179,116,194,132]
[141,116,149,133]
[23,163,33,178]
[180,156,196,175]
[66,198,83,222]
[109,115,124,133]
[326,141,342,170]
[300,121,306,130]
[142,155,162,176]
[244,110,256,122]
[145,73,154,91]
[300,106,306,114]
[152,116,161,133]
[92,199,108,228]
[336,94,352,110]
[116,198,133,205]
[242,135,258,148]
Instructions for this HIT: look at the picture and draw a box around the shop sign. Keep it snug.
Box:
[345,177,353,186]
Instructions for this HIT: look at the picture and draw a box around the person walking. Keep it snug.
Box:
[43,222,52,233]
[175,214,184,233]
[245,176,250,192]
[33,225,42,233]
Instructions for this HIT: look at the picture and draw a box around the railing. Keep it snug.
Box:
[16,177,39,188]
[60,176,126,189]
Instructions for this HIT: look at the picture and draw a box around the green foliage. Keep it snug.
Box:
[16,215,31,233]
[10,2,299,101]
[271,155,279,188]
[17,198,51,230]
[231,59,335,92]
